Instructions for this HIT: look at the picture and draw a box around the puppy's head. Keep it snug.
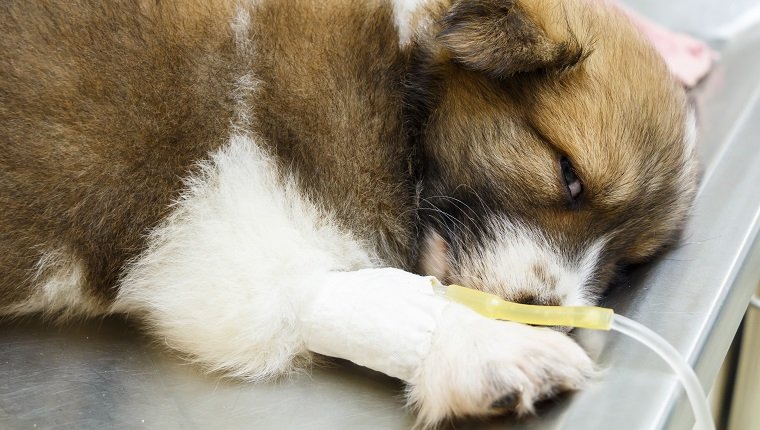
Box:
[410,0,698,306]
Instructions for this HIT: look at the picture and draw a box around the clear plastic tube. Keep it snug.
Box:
[611,314,714,430]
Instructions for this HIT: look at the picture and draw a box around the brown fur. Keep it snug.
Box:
[0,0,242,306]
[247,0,417,268]
[438,0,585,77]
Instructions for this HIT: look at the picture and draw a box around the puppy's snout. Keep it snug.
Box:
[511,292,561,307]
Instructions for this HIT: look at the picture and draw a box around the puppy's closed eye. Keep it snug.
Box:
[560,156,583,202]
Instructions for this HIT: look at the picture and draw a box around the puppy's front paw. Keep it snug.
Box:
[407,305,593,428]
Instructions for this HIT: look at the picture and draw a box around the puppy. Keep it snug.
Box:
[0,0,697,426]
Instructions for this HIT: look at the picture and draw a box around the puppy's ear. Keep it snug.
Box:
[437,0,583,77]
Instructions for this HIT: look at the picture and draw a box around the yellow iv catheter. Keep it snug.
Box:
[434,282,614,330]
[432,280,715,430]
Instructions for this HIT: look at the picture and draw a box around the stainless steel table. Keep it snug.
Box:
[3,1,760,429]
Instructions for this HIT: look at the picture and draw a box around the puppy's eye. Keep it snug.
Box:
[560,157,582,201]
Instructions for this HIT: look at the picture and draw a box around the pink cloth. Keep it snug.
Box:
[613,2,717,87]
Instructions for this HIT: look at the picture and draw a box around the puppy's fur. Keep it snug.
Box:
[0,0,696,426]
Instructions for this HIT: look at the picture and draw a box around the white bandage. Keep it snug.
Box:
[299,268,450,381]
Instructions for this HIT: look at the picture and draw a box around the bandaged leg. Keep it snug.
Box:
[300,268,448,381]
[299,267,594,427]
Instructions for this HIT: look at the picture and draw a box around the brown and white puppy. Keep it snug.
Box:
[0,0,696,427]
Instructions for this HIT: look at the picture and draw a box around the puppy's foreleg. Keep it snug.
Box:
[300,268,595,428]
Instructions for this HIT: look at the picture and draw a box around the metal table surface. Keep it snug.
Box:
[2,1,760,429]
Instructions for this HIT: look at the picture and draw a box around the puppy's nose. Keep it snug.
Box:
[520,294,541,306]
[512,293,560,307]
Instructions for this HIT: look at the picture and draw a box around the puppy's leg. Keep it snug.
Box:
[408,305,594,427]
[301,268,594,427]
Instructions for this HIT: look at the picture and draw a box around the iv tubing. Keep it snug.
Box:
[610,314,713,430]
[435,282,715,430]
[436,283,615,329]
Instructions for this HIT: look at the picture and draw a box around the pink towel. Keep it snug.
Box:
[613,2,717,87]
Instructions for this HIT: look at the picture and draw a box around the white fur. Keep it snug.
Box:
[684,107,698,154]
[418,230,450,279]
[114,134,377,379]
[230,7,259,133]
[231,5,252,50]
[392,0,430,46]
[1,248,103,319]
[679,107,699,194]
[457,220,605,307]
[566,237,606,305]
